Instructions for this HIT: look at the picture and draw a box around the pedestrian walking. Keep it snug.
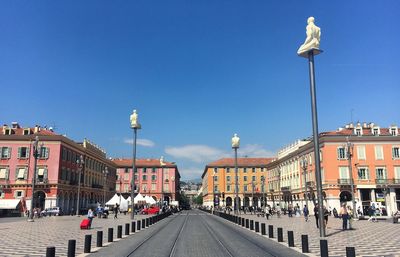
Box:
[303,205,309,222]
[339,203,348,230]
[323,205,329,229]
[367,204,377,222]
[87,209,94,229]
[313,203,319,228]
[114,203,119,219]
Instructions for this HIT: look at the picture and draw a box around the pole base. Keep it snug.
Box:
[27,219,34,222]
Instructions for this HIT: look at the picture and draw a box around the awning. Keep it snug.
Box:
[0,199,21,209]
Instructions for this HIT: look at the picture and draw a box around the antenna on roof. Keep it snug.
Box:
[50,122,58,131]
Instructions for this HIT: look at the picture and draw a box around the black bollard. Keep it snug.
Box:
[261,223,266,235]
[250,220,254,230]
[150,217,153,225]
[142,219,145,229]
[277,227,283,242]
[117,225,122,238]
[67,239,76,257]
[255,221,260,233]
[108,228,113,242]
[288,231,294,247]
[137,220,141,231]
[242,217,245,227]
[84,234,91,253]
[268,225,274,238]
[125,223,130,236]
[146,218,149,227]
[346,247,355,257]
[46,247,55,257]
[246,219,249,229]
[320,239,329,257]
[132,221,136,233]
[301,235,309,253]
[96,231,103,247]
[238,217,241,226]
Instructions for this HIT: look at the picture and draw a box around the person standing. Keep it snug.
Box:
[339,203,348,230]
[313,203,319,228]
[323,205,329,229]
[87,209,94,229]
[303,205,309,222]
[114,203,119,219]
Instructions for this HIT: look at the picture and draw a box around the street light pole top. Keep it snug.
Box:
[103,167,109,175]
[232,133,240,148]
[130,109,142,129]
[297,16,322,57]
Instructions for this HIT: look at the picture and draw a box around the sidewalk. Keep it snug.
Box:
[0,213,152,257]
[236,213,400,257]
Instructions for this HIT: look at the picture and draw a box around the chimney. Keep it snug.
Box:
[370,122,375,128]
[363,122,367,128]
[11,122,20,129]
[34,125,41,133]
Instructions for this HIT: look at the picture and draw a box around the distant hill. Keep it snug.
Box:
[181,178,202,184]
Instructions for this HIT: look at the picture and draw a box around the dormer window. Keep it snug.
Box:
[4,128,12,135]
[372,127,380,136]
[23,129,31,135]
[391,127,398,136]
[355,128,362,136]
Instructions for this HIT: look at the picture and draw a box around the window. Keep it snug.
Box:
[39,147,49,159]
[392,147,400,159]
[373,128,379,136]
[213,168,218,174]
[375,146,384,160]
[16,168,26,180]
[252,168,256,173]
[244,185,248,192]
[339,167,349,179]
[337,147,347,160]
[358,167,369,180]
[252,176,256,182]
[226,168,230,173]
[243,176,247,182]
[142,175,147,181]
[124,168,129,173]
[226,176,231,182]
[214,185,218,192]
[376,168,386,179]
[116,184,120,191]
[227,185,231,191]
[0,147,11,159]
[152,168,156,173]
[143,168,147,173]
[355,128,362,136]
[391,128,398,136]
[134,175,138,180]
[395,167,400,179]
[37,167,47,182]
[151,183,156,190]
[15,190,24,198]
[0,167,9,179]
[261,168,264,172]
[0,191,4,198]
[134,168,138,173]
[151,175,156,181]
[17,147,29,159]
[357,146,366,160]
[124,173,129,181]
[213,176,218,182]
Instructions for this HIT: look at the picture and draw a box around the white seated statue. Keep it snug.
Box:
[130,109,140,128]
[232,133,240,148]
[297,17,321,55]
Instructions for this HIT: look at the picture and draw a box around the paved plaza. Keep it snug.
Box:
[234,212,400,257]
[0,213,151,257]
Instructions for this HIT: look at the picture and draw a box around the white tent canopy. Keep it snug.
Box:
[134,193,146,204]
[105,194,123,206]
[144,195,156,205]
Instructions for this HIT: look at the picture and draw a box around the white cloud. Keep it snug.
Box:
[178,167,205,180]
[165,145,229,163]
[124,138,155,147]
[239,144,275,157]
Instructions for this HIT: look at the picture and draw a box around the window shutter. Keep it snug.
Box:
[44,168,48,180]
[24,168,28,180]
[18,147,21,158]
[6,168,10,180]
[45,148,49,159]
[26,147,30,158]
[15,168,19,180]
[7,147,11,159]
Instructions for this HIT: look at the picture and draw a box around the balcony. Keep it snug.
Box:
[306,181,315,187]
[92,184,103,189]
[392,179,400,185]
[36,179,49,184]
[280,186,291,191]
[375,179,390,185]
[337,179,353,185]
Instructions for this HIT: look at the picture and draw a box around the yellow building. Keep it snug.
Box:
[201,158,274,208]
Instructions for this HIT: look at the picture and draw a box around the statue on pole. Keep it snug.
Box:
[130,110,141,129]
[297,17,321,55]
[232,133,240,148]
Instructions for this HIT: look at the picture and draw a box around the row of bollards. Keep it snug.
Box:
[45,212,173,257]
[207,210,357,257]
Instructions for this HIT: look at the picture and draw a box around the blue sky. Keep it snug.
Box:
[1,1,399,180]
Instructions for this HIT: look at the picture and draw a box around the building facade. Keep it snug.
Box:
[112,158,181,205]
[266,122,400,216]
[0,123,116,217]
[202,158,274,208]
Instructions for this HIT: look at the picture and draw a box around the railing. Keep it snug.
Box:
[280,186,291,191]
[36,179,49,184]
[337,179,353,185]
[92,184,103,189]
[375,179,390,185]
[392,179,400,184]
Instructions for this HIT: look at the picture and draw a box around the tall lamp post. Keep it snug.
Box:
[232,134,240,214]
[130,110,141,220]
[261,175,266,208]
[298,16,325,237]
[103,167,109,206]
[160,156,166,208]
[346,137,357,219]
[212,169,217,208]
[28,136,40,222]
[301,157,309,209]
[76,155,84,216]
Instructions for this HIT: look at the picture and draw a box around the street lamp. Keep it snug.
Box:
[76,155,84,216]
[212,168,217,208]
[130,109,141,220]
[103,167,109,206]
[28,136,41,222]
[232,133,240,214]
[261,175,266,208]
[301,157,309,209]
[346,137,357,219]
[160,156,166,208]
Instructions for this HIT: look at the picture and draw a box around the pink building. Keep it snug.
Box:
[112,158,181,205]
[0,123,116,217]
